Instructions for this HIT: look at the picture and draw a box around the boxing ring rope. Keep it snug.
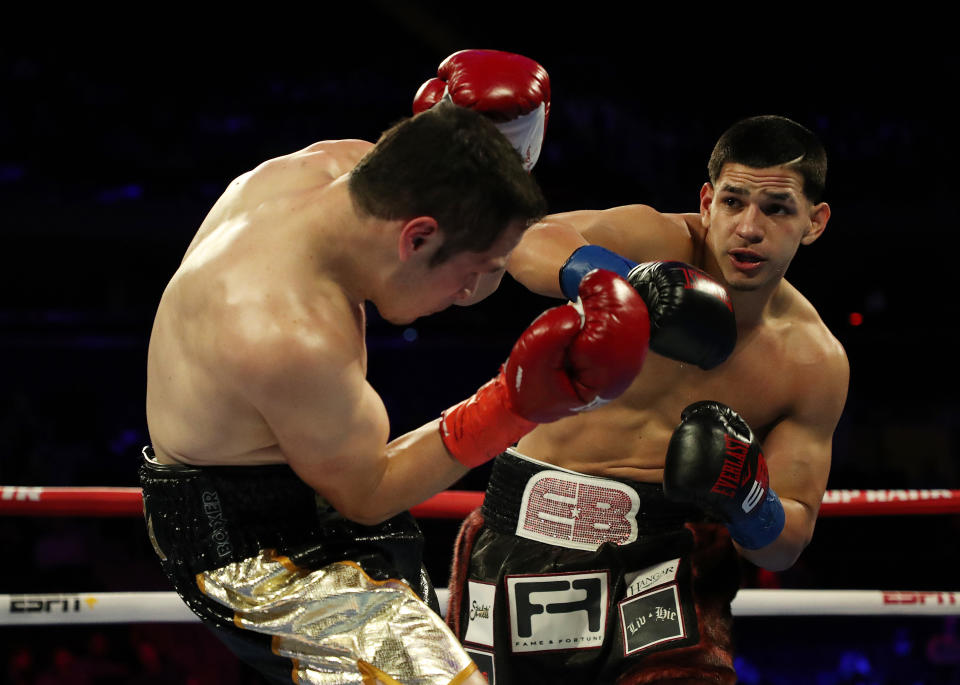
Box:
[2,486,959,625]
[3,486,960,518]
[2,590,958,626]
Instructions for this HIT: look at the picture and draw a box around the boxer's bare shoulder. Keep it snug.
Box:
[769,281,849,413]
[148,140,376,467]
[226,139,373,211]
[183,139,373,260]
[147,264,375,469]
[260,138,374,183]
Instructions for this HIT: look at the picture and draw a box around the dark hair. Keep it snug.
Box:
[708,115,827,203]
[348,102,547,265]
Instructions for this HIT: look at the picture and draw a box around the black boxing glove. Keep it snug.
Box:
[559,245,736,369]
[626,261,735,370]
[663,401,785,549]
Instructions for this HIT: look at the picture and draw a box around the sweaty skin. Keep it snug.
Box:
[506,163,849,571]
[146,139,522,531]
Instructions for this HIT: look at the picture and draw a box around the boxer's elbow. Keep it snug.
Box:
[507,222,585,299]
[333,497,397,527]
[743,542,806,573]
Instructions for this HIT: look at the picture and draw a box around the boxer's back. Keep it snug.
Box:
[146,140,373,466]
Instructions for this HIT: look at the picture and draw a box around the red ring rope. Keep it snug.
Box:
[1,486,959,518]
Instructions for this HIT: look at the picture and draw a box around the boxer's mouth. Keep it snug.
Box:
[730,249,764,264]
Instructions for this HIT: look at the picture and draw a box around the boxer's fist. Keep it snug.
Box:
[627,262,736,370]
[559,246,737,370]
[508,269,650,422]
[413,49,550,170]
[663,401,785,549]
[440,270,649,466]
[564,269,651,410]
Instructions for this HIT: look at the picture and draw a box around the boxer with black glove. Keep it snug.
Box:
[560,244,736,369]
[413,49,550,171]
[446,114,848,685]
[664,401,785,549]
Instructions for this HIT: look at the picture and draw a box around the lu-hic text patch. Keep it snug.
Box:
[618,584,688,656]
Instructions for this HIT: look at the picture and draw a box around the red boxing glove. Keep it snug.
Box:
[566,269,652,407]
[413,49,550,171]
[440,270,650,467]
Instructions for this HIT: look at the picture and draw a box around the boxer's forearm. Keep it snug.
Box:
[735,498,815,571]
[507,220,587,298]
[345,420,470,525]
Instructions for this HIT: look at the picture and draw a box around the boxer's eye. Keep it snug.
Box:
[764,203,794,216]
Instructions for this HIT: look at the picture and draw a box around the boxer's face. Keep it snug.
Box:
[699,163,829,293]
[389,220,524,323]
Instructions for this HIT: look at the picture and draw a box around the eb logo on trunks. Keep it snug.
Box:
[516,471,640,550]
[507,571,609,653]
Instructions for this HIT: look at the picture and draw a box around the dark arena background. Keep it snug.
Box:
[2,7,958,684]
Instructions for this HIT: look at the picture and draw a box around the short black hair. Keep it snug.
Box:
[349,102,547,265]
[708,115,827,203]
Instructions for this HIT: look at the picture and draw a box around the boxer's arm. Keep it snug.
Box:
[246,271,650,526]
[243,333,471,525]
[740,343,849,571]
[507,205,695,298]
[504,218,587,297]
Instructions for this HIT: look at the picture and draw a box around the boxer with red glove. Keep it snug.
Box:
[440,269,650,467]
[663,401,786,549]
[413,49,550,171]
[560,245,736,369]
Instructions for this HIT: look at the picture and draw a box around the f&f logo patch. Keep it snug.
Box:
[507,571,608,653]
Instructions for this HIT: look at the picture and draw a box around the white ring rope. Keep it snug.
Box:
[1,589,957,625]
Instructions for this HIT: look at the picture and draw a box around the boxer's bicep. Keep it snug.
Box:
[573,205,696,263]
[243,339,391,513]
[508,205,696,298]
[736,415,830,570]
[762,351,850,540]
[288,370,392,513]
[761,418,832,539]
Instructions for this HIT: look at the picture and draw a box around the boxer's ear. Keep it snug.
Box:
[398,217,439,260]
[801,202,830,246]
[699,183,714,227]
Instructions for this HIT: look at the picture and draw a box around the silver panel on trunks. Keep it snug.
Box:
[198,551,474,684]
